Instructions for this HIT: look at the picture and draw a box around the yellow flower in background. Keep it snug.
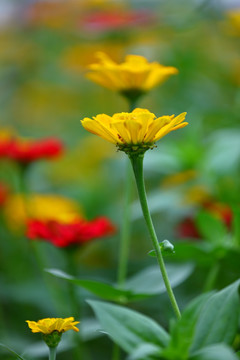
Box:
[4,194,82,229]
[86,52,178,99]
[226,9,240,36]
[183,185,211,206]
[81,108,188,155]
[26,317,79,334]
[161,170,197,188]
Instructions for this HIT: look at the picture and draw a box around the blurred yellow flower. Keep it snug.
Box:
[183,185,211,206]
[86,52,178,97]
[226,9,240,36]
[4,194,82,229]
[81,108,187,155]
[26,317,79,334]
[161,170,197,188]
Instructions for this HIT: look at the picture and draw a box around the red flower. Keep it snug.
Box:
[27,217,116,247]
[0,182,9,206]
[176,217,200,239]
[81,9,156,32]
[0,137,63,164]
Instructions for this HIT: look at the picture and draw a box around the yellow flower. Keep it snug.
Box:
[81,108,188,155]
[226,9,240,36]
[4,194,82,230]
[86,52,178,99]
[161,170,197,188]
[26,317,79,334]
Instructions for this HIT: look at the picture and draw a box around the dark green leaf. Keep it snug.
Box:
[0,343,26,360]
[190,344,238,360]
[233,207,240,247]
[158,242,212,266]
[196,211,227,245]
[46,265,193,303]
[87,300,169,354]
[162,293,213,360]
[46,268,139,303]
[190,280,240,352]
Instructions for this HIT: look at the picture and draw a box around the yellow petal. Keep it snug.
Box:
[81,118,117,144]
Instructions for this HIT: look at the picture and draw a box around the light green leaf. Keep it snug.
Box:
[190,344,238,360]
[125,263,194,295]
[87,300,169,354]
[0,343,26,360]
[190,280,240,352]
[127,343,161,360]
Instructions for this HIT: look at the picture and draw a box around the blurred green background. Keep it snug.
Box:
[0,0,240,359]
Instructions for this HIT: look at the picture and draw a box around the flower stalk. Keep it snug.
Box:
[129,153,181,319]
[117,159,133,287]
[117,98,137,288]
[49,347,57,360]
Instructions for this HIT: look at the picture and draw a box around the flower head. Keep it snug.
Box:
[81,108,188,155]
[86,52,178,100]
[26,317,79,334]
[27,217,116,247]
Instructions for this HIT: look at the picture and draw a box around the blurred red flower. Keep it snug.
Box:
[0,137,63,164]
[27,217,116,247]
[176,217,200,239]
[0,183,9,206]
[81,9,156,32]
[177,201,233,239]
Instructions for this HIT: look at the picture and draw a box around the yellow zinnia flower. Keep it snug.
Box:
[4,194,82,230]
[81,108,188,155]
[26,317,79,334]
[86,52,178,100]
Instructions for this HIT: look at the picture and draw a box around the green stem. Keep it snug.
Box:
[49,347,57,360]
[112,343,120,360]
[117,160,133,287]
[129,154,181,319]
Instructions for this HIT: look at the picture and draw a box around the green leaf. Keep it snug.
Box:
[125,263,194,295]
[153,241,212,266]
[233,207,240,247]
[190,280,240,352]
[196,211,227,245]
[162,293,213,360]
[0,343,26,360]
[87,300,170,354]
[190,344,238,360]
[46,265,193,303]
[127,343,161,360]
[46,268,140,303]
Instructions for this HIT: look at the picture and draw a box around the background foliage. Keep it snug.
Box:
[0,0,239,359]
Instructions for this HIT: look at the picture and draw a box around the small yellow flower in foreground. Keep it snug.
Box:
[86,52,178,100]
[26,317,79,334]
[81,108,188,155]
